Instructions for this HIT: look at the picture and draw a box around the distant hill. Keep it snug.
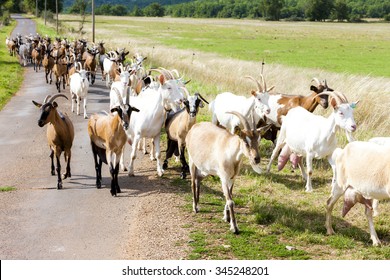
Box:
[63,0,193,10]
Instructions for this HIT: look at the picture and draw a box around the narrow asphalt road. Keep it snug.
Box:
[0,15,189,260]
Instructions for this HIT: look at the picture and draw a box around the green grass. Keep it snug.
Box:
[0,186,16,192]
[0,20,24,110]
[59,15,390,77]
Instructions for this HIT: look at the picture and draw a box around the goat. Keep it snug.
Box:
[82,46,98,85]
[32,94,74,190]
[209,74,272,134]
[103,49,129,88]
[164,92,209,179]
[124,72,184,177]
[186,112,267,233]
[325,141,390,246]
[69,62,89,119]
[52,55,68,92]
[88,89,139,196]
[18,42,30,66]
[266,91,359,192]
[42,45,54,84]
[31,45,42,72]
[260,78,332,144]
[6,37,16,56]
[97,41,106,79]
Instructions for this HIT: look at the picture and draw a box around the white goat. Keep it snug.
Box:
[209,75,272,133]
[186,112,267,233]
[267,91,359,192]
[325,141,390,246]
[125,73,184,177]
[69,62,89,119]
[109,64,131,109]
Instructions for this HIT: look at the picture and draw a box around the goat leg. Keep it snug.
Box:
[56,155,62,190]
[50,150,55,175]
[179,146,189,179]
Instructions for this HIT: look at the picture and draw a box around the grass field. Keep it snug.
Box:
[0,20,24,110]
[35,15,390,259]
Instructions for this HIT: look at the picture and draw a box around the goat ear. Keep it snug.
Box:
[32,100,42,108]
[52,101,58,108]
[131,106,140,113]
[111,107,120,114]
[330,97,338,109]
[250,90,256,97]
[159,74,165,85]
[310,85,318,92]
[199,100,205,108]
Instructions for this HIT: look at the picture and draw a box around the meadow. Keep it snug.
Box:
[0,20,24,110]
[34,15,390,259]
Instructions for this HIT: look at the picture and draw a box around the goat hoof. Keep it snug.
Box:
[162,162,168,169]
[96,182,101,189]
[51,171,55,176]
[57,183,63,190]
[110,190,117,196]
[180,172,186,179]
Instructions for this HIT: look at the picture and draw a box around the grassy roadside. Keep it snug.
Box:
[36,15,390,260]
[0,20,24,110]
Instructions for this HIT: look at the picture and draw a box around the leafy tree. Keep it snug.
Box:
[21,0,64,14]
[332,0,349,21]
[262,0,284,20]
[110,5,128,16]
[305,0,334,21]
[68,0,89,14]
[143,2,165,17]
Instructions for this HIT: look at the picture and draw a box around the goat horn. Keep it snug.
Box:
[125,87,130,105]
[48,94,68,104]
[245,76,263,92]
[260,74,267,93]
[43,95,52,103]
[315,91,346,106]
[180,87,190,99]
[113,87,124,107]
[196,93,209,104]
[311,78,321,86]
[226,111,251,133]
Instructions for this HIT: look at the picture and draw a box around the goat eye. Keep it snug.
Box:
[339,111,344,116]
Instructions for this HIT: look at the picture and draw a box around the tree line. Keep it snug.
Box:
[3,0,390,22]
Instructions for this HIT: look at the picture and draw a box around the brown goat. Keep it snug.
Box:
[42,48,54,84]
[52,56,68,92]
[88,89,139,196]
[32,94,74,190]
[82,48,98,85]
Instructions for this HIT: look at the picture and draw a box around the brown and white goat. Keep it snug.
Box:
[259,78,332,143]
[88,89,139,196]
[42,47,54,84]
[32,94,74,190]
[186,112,268,233]
[164,92,209,179]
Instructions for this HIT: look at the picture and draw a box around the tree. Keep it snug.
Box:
[143,2,164,17]
[110,5,128,16]
[68,0,89,14]
[332,0,349,21]
[305,0,334,21]
[21,0,63,14]
[262,0,284,20]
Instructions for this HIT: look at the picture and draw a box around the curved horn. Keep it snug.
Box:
[77,61,83,71]
[314,91,346,106]
[113,87,124,107]
[226,111,251,133]
[245,76,263,92]
[311,77,321,86]
[196,93,209,104]
[43,95,52,104]
[180,87,190,99]
[260,74,267,93]
[48,94,69,103]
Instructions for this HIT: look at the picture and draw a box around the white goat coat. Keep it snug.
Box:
[210,92,265,133]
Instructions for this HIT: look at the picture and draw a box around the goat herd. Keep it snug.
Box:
[5,33,390,246]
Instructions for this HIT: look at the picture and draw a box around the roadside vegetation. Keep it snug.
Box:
[36,15,390,259]
[0,19,24,110]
